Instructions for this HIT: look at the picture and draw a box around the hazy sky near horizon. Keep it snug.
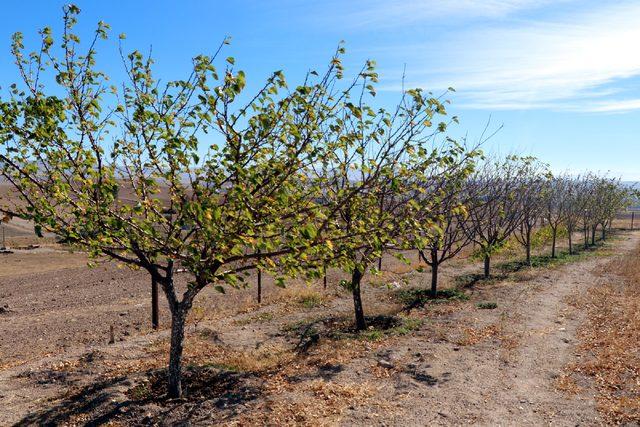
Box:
[1,1,638,179]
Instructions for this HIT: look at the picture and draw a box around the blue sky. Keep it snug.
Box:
[1,1,639,179]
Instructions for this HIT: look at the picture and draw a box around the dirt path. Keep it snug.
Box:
[497,232,639,424]
[0,231,637,425]
[348,231,640,425]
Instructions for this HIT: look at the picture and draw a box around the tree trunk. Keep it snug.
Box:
[584,226,588,249]
[551,227,557,258]
[601,224,606,240]
[430,258,439,298]
[483,254,491,278]
[151,277,159,330]
[323,265,327,290]
[568,229,573,255]
[168,307,186,398]
[351,268,366,331]
[591,226,596,245]
[257,267,262,303]
[256,249,262,303]
[377,256,382,271]
[525,227,532,265]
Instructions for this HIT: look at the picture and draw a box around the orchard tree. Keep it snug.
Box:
[543,174,571,258]
[579,174,598,249]
[563,175,589,255]
[311,81,458,330]
[413,141,480,297]
[462,156,529,278]
[513,159,548,265]
[0,7,381,397]
[591,176,631,241]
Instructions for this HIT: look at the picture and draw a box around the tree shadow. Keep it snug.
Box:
[14,366,264,426]
[396,287,470,311]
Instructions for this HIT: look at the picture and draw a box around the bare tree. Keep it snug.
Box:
[462,156,529,278]
[414,142,480,296]
[543,175,571,258]
[563,175,590,255]
[513,159,548,265]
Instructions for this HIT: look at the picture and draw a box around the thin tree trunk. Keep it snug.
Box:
[568,228,573,255]
[257,267,262,303]
[551,227,557,258]
[584,226,588,249]
[601,224,606,240]
[377,256,382,271]
[257,249,262,303]
[483,254,491,278]
[525,227,532,265]
[168,306,186,398]
[151,277,159,330]
[323,265,327,290]
[351,268,366,331]
[430,256,439,298]
[159,265,186,399]
[591,226,596,245]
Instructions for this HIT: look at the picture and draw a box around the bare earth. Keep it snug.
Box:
[0,230,638,425]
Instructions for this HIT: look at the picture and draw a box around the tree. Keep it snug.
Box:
[462,156,528,278]
[578,174,597,250]
[512,159,547,265]
[590,176,631,241]
[543,175,570,258]
[312,81,458,330]
[0,7,368,397]
[563,175,589,255]
[414,142,480,296]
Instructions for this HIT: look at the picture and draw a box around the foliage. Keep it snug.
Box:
[476,301,498,309]
[396,286,469,309]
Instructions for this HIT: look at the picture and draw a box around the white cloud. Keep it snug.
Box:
[344,0,565,26]
[376,2,640,112]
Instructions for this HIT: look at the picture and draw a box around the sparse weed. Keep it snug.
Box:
[476,301,498,309]
[396,287,468,310]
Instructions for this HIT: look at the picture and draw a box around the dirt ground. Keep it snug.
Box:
[0,225,638,425]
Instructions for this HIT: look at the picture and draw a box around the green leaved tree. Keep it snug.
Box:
[0,6,375,397]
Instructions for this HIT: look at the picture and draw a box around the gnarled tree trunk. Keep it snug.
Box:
[483,254,491,278]
[351,268,366,331]
[525,227,532,265]
[568,229,573,255]
[168,306,186,398]
[430,256,439,298]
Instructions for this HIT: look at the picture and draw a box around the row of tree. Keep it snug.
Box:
[0,7,635,397]
[415,162,634,299]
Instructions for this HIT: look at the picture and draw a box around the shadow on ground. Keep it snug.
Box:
[14,366,264,426]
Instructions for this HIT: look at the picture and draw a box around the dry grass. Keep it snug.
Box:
[455,324,503,346]
[286,287,328,309]
[554,373,582,395]
[228,379,380,426]
[561,242,640,424]
[147,336,295,374]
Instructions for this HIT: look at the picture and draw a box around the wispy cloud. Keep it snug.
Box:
[367,2,640,112]
[340,0,567,27]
